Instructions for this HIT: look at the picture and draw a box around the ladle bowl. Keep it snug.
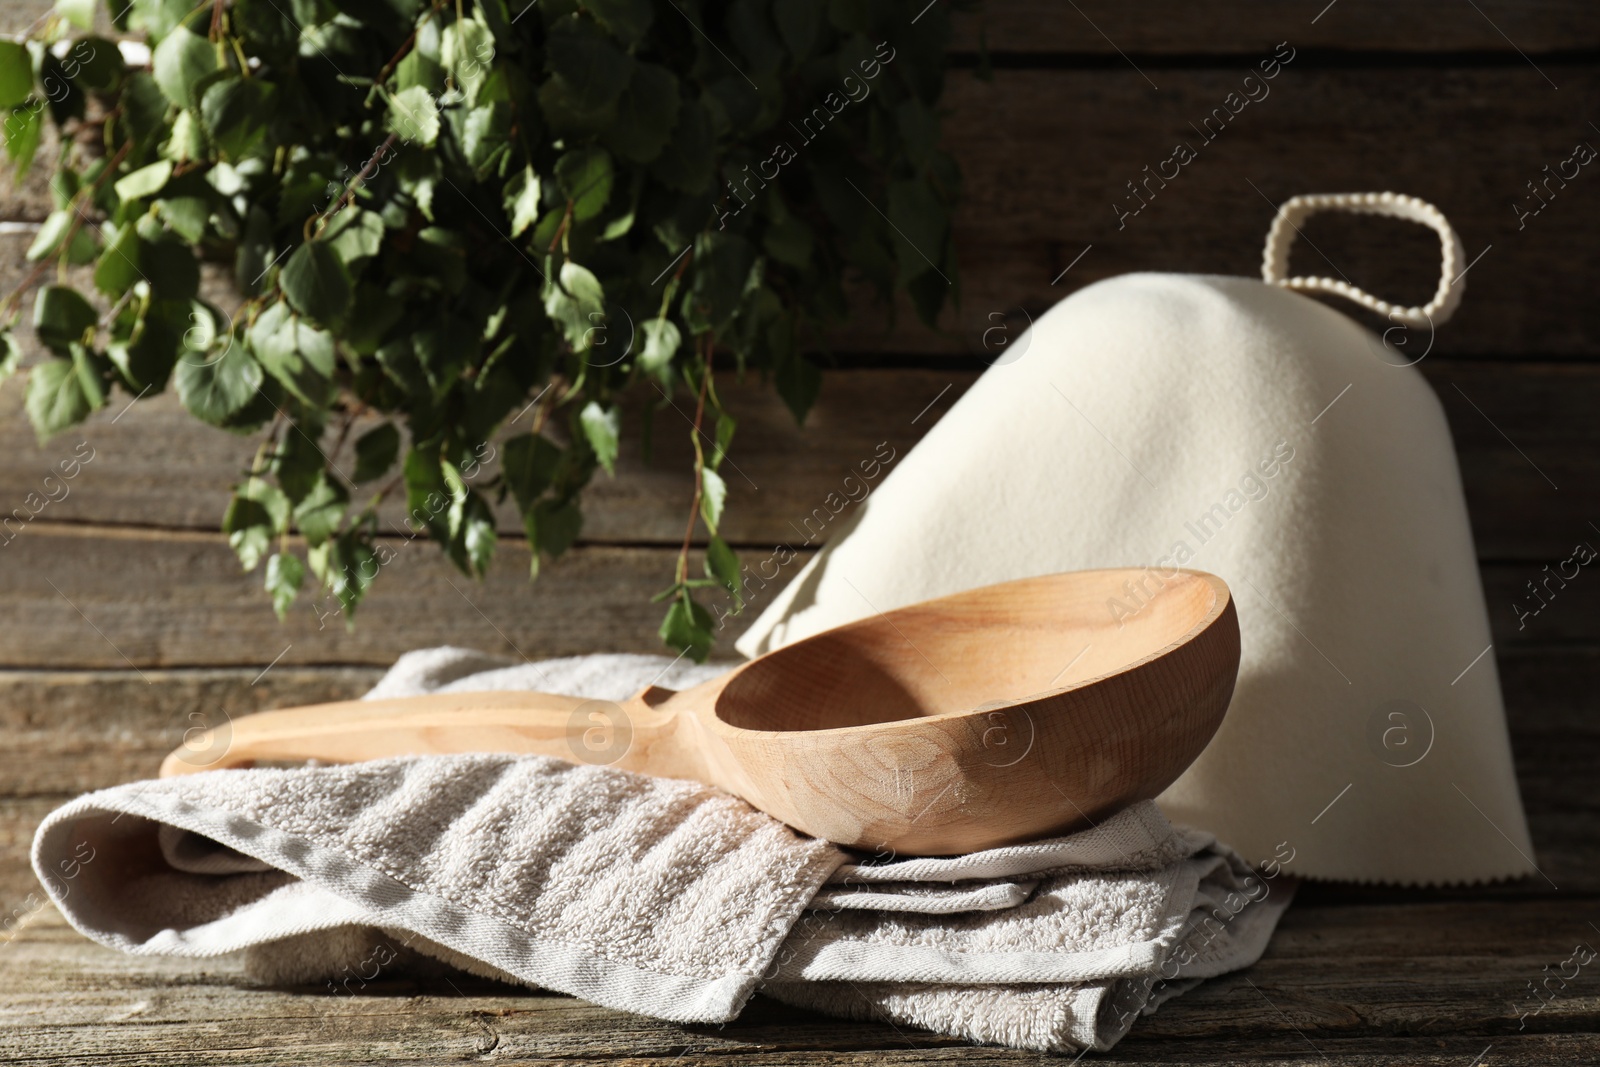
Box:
[161,568,1239,855]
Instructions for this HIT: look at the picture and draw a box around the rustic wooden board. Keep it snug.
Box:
[1,651,1590,739]
[0,529,651,669]
[0,525,722,668]
[0,361,1595,559]
[0,522,1598,669]
[0,667,380,799]
[3,654,1590,777]
[0,364,958,551]
[1497,646,1600,734]
[8,0,1600,54]
[0,667,379,734]
[868,65,1600,359]
[4,522,1600,670]
[944,1,1600,55]
[8,65,1600,355]
[0,797,62,903]
[1,894,1597,1064]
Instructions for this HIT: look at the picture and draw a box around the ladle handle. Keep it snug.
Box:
[158,689,672,778]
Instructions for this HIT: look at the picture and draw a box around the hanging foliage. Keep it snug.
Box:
[0,0,962,659]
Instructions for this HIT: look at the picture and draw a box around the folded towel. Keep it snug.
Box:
[32,649,1292,1053]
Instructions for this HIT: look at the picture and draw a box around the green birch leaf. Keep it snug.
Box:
[24,358,92,441]
[273,424,325,506]
[344,284,400,354]
[585,0,653,45]
[27,210,95,264]
[0,331,21,385]
[545,15,632,113]
[93,223,145,297]
[142,238,200,299]
[292,473,349,546]
[686,231,756,334]
[164,106,204,162]
[0,42,31,108]
[394,48,444,94]
[222,491,273,571]
[580,400,620,475]
[157,197,210,243]
[602,63,679,164]
[240,477,290,532]
[886,179,947,284]
[763,199,813,268]
[554,146,613,221]
[120,70,166,139]
[711,412,735,469]
[403,441,448,538]
[543,261,604,349]
[502,432,562,511]
[773,351,821,424]
[69,37,124,94]
[504,166,541,237]
[248,301,336,405]
[387,85,440,147]
[537,71,617,137]
[200,76,274,159]
[33,286,96,346]
[107,295,186,392]
[637,316,679,378]
[324,208,384,267]
[705,534,741,605]
[699,466,726,533]
[352,423,400,483]
[174,348,264,425]
[152,27,217,108]
[458,492,496,575]
[328,531,379,620]
[659,592,714,662]
[265,551,306,620]
[4,105,43,180]
[69,343,107,413]
[530,498,581,557]
[459,101,510,171]
[442,17,494,101]
[38,50,83,124]
[280,241,352,323]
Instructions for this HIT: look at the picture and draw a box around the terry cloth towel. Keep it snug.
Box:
[734,195,1533,887]
[33,649,1293,1054]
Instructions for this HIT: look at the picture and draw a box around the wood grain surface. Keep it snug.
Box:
[1,523,1598,669]
[7,70,1600,356]
[7,0,1600,53]
[0,362,1589,557]
[0,895,1596,1065]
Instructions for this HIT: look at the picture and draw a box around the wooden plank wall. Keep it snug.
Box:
[1,2,1597,907]
[1,7,1599,1065]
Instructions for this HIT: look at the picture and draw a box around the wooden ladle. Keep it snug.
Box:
[161,569,1239,855]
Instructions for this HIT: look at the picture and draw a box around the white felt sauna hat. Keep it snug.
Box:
[738,193,1535,885]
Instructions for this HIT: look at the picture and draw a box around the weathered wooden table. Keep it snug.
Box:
[5,660,1596,1064]
[3,1,1598,1062]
